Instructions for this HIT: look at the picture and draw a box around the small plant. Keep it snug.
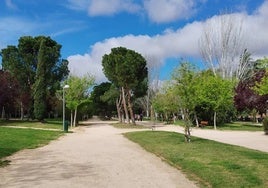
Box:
[263,117,268,135]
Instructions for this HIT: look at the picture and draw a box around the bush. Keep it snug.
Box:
[263,117,268,134]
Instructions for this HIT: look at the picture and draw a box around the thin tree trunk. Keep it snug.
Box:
[116,98,122,123]
[20,101,24,120]
[183,109,191,142]
[70,110,73,127]
[74,107,77,127]
[195,113,199,127]
[1,106,5,119]
[122,87,129,124]
[214,111,217,130]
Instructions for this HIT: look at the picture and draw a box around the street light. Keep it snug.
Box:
[63,84,70,131]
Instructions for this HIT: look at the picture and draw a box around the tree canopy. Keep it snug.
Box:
[1,36,69,120]
[102,47,148,124]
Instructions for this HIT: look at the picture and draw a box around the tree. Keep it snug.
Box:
[235,58,268,120]
[196,71,235,129]
[1,36,69,120]
[172,62,198,142]
[152,84,179,123]
[199,14,246,79]
[64,75,95,127]
[33,40,47,121]
[253,58,268,96]
[90,82,117,118]
[0,70,19,119]
[102,47,148,124]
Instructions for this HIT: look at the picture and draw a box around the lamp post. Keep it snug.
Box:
[63,84,70,131]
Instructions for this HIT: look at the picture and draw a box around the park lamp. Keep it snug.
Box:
[63,84,70,131]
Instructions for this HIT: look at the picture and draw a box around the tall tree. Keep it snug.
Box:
[102,47,148,124]
[33,40,46,121]
[199,14,246,79]
[1,36,69,120]
[196,71,235,129]
[0,70,19,119]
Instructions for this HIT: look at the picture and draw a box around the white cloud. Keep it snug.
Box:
[244,0,268,58]
[68,22,203,83]
[66,0,200,22]
[88,0,141,16]
[144,0,195,23]
[68,1,268,83]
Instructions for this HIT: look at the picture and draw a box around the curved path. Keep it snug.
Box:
[0,123,197,188]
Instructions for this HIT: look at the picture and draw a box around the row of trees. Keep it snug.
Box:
[0,36,69,121]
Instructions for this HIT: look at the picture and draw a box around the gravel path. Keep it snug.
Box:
[0,123,197,188]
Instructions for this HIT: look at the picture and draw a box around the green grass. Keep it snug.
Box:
[124,131,268,188]
[0,119,63,130]
[174,120,263,131]
[112,122,148,129]
[0,120,63,167]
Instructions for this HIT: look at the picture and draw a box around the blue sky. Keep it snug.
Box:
[0,0,268,83]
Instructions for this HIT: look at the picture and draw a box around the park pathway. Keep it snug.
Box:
[0,123,197,188]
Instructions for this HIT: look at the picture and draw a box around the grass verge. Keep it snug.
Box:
[0,119,62,130]
[174,120,263,131]
[0,127,63,167]
[112,122,148,129]
[124,131,268,188]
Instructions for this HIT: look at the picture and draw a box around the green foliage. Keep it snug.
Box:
[152,84,179,116]
[1,36,69,119]
[254,70,268,95]
[33,40,46,121]
[172,62,198,113]
[125,131,268,188]
[64,75,95,111]
[102,46,148,96]
[90,82,117,117]
[195,71,235,125]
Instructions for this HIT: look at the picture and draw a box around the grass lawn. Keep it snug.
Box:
[0,119,63,130]
[124,131,268,188]
[174,120,263,131]
[0,126,63,167]
[112,122,148,129]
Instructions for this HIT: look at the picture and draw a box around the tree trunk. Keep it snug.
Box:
[74,107,77,127]
[127,90,135,124]
[70,110,73,127]
[1,106,5,119]
[195,113,199,127]
[122,87,129,124]
[183,109,191,142]
[116,98,122,123]
[20,101,24,120]
[214,111,217,130]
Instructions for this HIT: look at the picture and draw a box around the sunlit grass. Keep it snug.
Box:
[0,119,62,130]
[0,126,63,167]
[125,131,268,188]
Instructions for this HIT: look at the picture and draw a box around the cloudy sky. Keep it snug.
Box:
[0,0,267,83]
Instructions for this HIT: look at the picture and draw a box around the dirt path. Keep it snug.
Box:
[0,123,197,188]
